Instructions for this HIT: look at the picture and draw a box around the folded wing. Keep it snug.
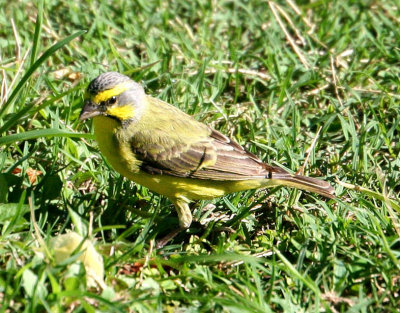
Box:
[132,125,284,181]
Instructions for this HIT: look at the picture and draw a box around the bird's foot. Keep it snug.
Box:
[155,228,183,249]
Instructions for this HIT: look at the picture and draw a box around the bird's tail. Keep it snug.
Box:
[269,172,335,199]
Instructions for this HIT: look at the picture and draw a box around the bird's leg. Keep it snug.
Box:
[156,197,192,249]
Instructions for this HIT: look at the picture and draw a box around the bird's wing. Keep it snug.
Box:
[129,97,284,180]
[132,132,274,181]
[190,129,284,180]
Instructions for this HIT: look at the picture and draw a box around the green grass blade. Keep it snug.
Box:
[30,0,44,66]
[337,180,400,213]
[0,30,86,119]
[0,85,82,134]
[274,248,321,297]
[0,129,92,146]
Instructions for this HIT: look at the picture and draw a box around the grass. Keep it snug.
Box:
[1,0,400,311]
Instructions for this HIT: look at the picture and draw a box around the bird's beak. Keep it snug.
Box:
[79,100,102,120]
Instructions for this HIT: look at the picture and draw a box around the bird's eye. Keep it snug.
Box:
[109,96,117,105]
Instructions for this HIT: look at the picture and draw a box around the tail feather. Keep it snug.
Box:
[270,172,335,199]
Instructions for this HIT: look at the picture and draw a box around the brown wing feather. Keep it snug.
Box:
[190,130,286,180]
[133,127,286,181]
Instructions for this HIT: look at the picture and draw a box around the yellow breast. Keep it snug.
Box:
[93,116,141,174]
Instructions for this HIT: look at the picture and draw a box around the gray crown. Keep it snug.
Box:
[87,72,132,94]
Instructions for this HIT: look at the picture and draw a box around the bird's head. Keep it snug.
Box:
[79,72,146,122]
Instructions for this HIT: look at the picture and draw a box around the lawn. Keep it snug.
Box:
[1,0,399,311]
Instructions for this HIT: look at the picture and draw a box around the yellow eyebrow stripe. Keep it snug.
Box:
[92,82,131,104]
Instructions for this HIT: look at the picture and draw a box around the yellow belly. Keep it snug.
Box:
[93,116,266,201]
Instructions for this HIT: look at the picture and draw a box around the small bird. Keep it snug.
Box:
[80,72,335,247]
